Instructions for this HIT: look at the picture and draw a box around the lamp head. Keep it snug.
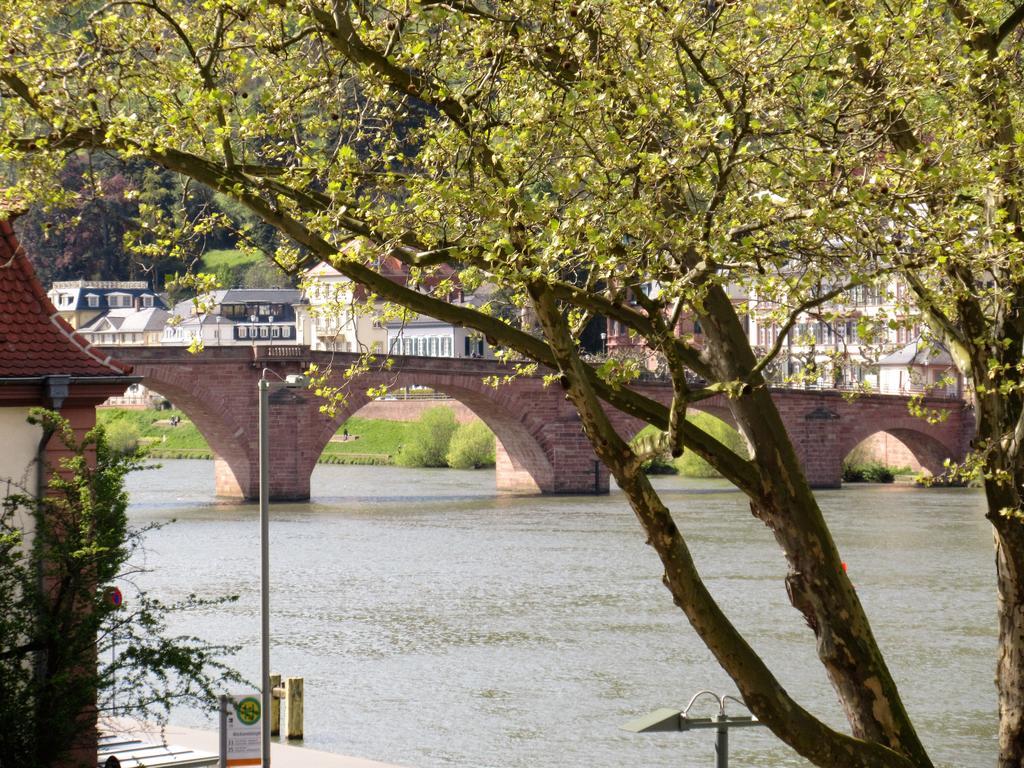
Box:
[620,708,683,733]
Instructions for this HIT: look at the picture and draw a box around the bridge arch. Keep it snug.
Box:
[114,347,604,500]
[841,423,956,478]
[310,372,560,494]
[129,368,258,498]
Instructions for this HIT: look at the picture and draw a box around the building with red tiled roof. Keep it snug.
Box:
[0,215,136,768]
[0,221,133,380]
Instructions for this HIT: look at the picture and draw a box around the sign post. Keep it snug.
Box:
[220,693,263,768]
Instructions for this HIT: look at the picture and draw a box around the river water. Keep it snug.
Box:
[124,461,997,768]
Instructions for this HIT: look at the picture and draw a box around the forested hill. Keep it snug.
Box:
[13,153,293,289]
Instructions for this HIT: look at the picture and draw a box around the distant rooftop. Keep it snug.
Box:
[51,279,150,290]
[877,339,954,367]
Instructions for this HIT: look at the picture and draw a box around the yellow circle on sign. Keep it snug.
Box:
[235,697,261,726]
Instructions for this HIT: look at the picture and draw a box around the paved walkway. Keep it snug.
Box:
[102,720,409,768]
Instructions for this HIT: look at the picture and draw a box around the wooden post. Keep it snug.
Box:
[285,677,304,740]
[270,673,282,736]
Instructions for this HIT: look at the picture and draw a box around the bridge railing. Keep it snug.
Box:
[767,379,964,400]
[253,345,308,360]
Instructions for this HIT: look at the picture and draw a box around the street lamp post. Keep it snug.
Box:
[621,691,765,768]
[258,371,307,768]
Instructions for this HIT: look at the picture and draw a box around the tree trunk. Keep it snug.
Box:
[992,516,1024,768]
[527,283,924,768]
[695,285,934,766]
[978,387,1024,768]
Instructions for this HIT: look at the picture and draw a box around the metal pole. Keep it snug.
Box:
[715,713,729,768]
[258,377,271,768]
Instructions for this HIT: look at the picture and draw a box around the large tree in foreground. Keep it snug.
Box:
[2,2,1023,765]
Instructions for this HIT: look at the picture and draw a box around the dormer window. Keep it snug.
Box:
[107,292,132,308]
[86,294,99,308]
[142,295,154,308]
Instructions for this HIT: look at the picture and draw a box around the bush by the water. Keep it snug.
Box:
[842,461,895,483]
[104,420,141,455]
[675,413,749,477]
[643,457,679,475]
[632,413,748,478]
[395,407,459,467]
[446,420,496,469]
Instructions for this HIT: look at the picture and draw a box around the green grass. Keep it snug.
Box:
[97,409,414,464]
[97,408,211,458]
[321,417,416,462]
[200,248,260,271]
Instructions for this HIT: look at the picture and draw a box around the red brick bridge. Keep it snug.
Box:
[101,346,975,501]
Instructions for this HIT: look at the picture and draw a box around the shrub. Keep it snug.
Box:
[842,463,865,482]
[395,407,458,467]
[630,415,747,478]
[103,420,141,455]
[861,461,895,483]
[674,412,749,478]
[446,420,496,469]
[843,460,895,483]
[643,457,679,475]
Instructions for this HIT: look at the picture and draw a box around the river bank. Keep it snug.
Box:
[98,407,418,465]
[104,720,409,768]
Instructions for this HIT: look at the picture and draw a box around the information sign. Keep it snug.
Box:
[219,693,262,768]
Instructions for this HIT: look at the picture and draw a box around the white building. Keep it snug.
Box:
[386,308,493,359]
[876,340,963,398]
[77,306,169,346]
[295,261,386,353]
[298,246,494,359]
[162,288,305,347]
[47,280,165,329]
[746,280,923,389]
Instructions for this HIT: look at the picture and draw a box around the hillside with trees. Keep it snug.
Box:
[12,155,290,287]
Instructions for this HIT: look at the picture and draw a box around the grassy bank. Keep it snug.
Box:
[98,408,211,458]
[319,417,415,464]
[97,408,414,465]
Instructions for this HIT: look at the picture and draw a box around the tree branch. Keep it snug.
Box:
[996,3,1024,47]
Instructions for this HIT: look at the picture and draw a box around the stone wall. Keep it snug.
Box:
[354,398,477,424]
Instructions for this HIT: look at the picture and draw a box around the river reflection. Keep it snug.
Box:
[125,461,996,768]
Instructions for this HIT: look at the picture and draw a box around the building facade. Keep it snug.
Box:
[47,280,165,329]
[76,306,170,346]
[0,216,135,768]
[162,288,305,347]
[295,261,386,352]
[386,313,492,358]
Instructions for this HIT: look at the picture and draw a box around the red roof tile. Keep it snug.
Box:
[0,219,132,378]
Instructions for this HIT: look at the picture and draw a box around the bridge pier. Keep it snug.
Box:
[540,418,610,494]
[492,417,610,494]
[211,387,322,502]
[789,405,845,489]
[214,455,246,499]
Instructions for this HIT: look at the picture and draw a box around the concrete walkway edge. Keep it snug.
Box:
[102,720,411,768]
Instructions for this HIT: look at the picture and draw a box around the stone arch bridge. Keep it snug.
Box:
[101,346,975,501]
